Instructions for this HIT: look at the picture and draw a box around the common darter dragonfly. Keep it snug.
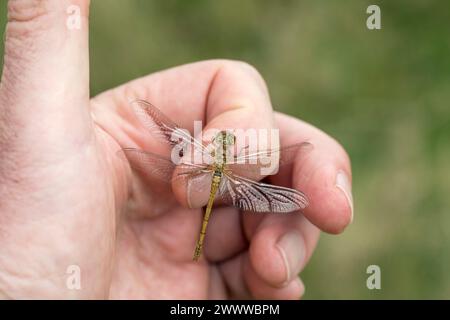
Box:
[119,100,311,261]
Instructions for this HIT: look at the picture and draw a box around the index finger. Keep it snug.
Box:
[92,59,277,207]
[262,112,353,234]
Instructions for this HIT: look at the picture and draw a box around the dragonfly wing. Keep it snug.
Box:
[131,99,207,154]
[226,141,312,177]
[231,141,312,166]
[219,172,309,213]
[119,148,208,183]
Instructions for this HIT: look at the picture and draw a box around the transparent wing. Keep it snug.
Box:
[226,141,313,176]
[219,172,309,213]
[118,148,211,183]
[131,99,207,154]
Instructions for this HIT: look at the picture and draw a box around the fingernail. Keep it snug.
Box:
[276,231,305,286]
[186,174,212,208]
[336,170,354,223]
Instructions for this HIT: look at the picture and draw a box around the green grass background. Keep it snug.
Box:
[1,0,450,299]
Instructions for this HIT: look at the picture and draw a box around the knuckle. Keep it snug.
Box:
[5,1,53,49]
[7,0,50,24]
[213,59,269,100]
[225,60,265,81]
[210,59,265,80]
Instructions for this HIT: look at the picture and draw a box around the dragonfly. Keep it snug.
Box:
[119,100,312,261]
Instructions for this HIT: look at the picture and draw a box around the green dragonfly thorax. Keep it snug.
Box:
[211,130,236,167]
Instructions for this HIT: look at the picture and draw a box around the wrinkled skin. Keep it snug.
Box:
[0,0,353,299]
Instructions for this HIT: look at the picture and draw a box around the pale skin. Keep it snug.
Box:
[0,0,353,299]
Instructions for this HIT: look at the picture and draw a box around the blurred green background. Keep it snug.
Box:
[1,0,450,299]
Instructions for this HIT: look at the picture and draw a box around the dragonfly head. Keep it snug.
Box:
[213,130,236,146]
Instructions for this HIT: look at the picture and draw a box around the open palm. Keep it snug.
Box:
[0,0,353,299]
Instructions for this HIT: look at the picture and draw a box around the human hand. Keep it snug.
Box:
[0,0,353,299]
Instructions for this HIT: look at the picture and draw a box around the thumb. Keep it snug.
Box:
[0,0,91,144]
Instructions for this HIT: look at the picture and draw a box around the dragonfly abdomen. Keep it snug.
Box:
[192,169,222,261]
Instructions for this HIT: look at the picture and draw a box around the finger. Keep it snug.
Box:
[244,262,305,300]
[218,252,252,299]
[219,252,305,300]
[245,213,319,287]
[0,0,91,144]
[91,59,276,208]
[203,206,247,262]
[273,112,353,234]
[183,59,276,209]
